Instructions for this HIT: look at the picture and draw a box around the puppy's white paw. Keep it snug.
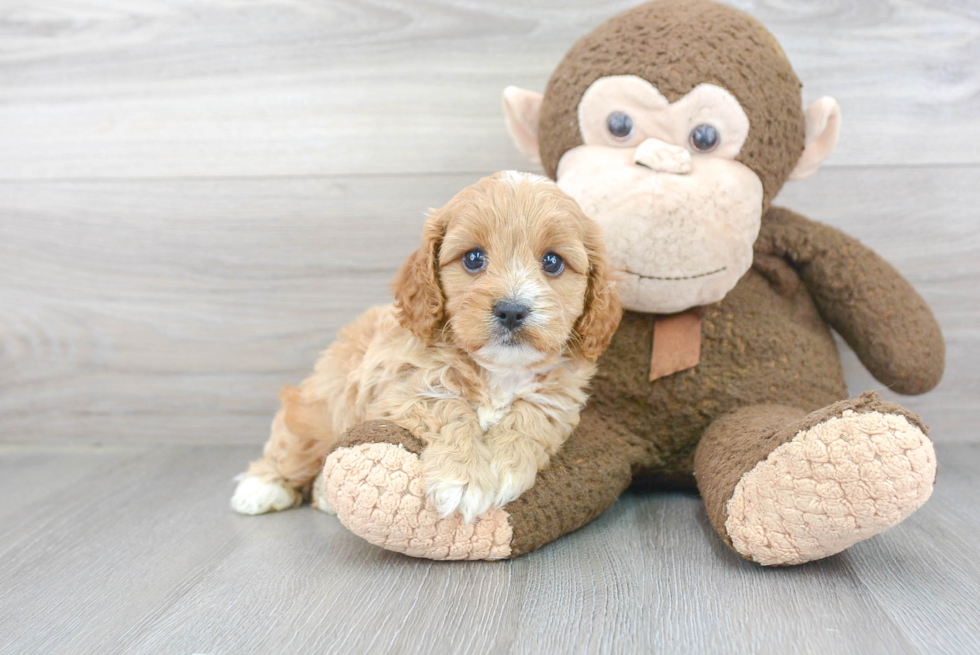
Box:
[426,478,464,517]
[422,444,497,523]
[492,460,538,508]
[458,482,495,524]
[230,475,301,515]
[426,478,495,524]
[311,470,336,514]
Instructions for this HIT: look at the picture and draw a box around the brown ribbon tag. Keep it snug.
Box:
[649,308,702,382]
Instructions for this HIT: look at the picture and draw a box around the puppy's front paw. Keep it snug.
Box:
[426,479,494,524]
[422,447,496,524]
[230,475,302,515]
[311,469,335,514]
[491,457,539,508]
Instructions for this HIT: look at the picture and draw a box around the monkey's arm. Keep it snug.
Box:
[756,206,944,395]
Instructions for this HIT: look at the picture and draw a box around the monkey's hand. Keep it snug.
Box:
[757,206,944,395]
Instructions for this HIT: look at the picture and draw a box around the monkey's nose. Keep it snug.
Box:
[493,301,530,331]
[634,138,692,175]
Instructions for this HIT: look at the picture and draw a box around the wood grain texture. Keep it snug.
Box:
[0,443,977,654]
[0,0,978,179]
[1,167,977,444]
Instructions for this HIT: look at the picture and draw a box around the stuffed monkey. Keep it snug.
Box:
[319,0,944,564]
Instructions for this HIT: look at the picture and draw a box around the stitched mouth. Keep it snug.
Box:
[627,266,727,281]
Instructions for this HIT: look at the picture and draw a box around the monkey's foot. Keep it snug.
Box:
[725,401,937,566]
[322,421,513,560]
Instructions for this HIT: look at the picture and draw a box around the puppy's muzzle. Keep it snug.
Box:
[493,300,530,332]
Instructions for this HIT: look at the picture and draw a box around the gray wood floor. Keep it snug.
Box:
[0,443,978,655]
[2,0,979,653]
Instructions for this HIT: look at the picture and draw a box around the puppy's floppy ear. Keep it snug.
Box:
[574,218,622,361]
[392,209,447,340]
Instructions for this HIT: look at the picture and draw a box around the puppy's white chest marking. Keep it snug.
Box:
[477,368,538,431]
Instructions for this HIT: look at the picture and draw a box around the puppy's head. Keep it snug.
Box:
[393,171,621,366]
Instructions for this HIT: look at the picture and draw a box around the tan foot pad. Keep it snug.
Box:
[726,410,937,566]
[323,443,513,560]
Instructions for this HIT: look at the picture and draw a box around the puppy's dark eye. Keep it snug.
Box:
[689,124,720,152]
[542,252,564,275]
[462,248,486,273]
[607,111,634,140]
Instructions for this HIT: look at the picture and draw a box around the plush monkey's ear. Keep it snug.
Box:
[789,97,842,180]
[392,211,446,341]
[502,86,544,165]
[574,220,623,362]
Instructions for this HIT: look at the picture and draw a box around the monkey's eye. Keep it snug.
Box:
[689,124,720,153]
[462,248,486,273]
[606,111,634,140]
[542,252,564,275]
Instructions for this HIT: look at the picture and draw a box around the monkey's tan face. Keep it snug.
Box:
[555,75,763,314]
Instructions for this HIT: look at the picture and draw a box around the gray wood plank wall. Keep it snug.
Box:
[1,0,978,444]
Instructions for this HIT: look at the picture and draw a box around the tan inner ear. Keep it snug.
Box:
[789,96,841,180]
[502,86,543,165]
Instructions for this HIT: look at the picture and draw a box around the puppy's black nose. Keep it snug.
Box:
[493,301,530,331]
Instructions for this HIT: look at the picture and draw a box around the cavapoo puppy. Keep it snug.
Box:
[231,171,621,522]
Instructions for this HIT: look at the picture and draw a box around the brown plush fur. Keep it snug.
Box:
[694,392,934,557]
[758,208,946,394]
[501,205,944,555]
[694,404,811,552]
[319,0,945,563]
[537,0,805,209]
